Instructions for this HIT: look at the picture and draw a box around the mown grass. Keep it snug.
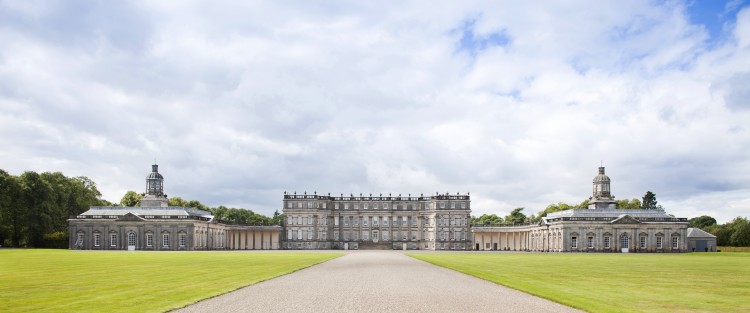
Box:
[0,249,341,312]
[719,246,750,252]
[409,253,750,313]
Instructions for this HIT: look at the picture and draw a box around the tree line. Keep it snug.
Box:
[0,169,281,248]
[0,170,109,248]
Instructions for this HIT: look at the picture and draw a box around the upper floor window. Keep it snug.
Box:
[450,202,456,209]
[461,202,466,209]
[440,202,446,209]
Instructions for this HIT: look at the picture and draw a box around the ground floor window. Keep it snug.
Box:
[604,236,611,248]
[162,234,170,247]
[571,236,578,248]
[485,243,490,249]
[640,237,646,249]
[620,234,629,249]
[110,234,117,247]
[672,237,678,249]
[76,233,84,247]
[587,236,593,248]
[146,233,153,247]
[94,233,101,247]
[128,232,137,246]
[363,231,369,241]
[656,236,663,249]
[382,232,388,241]
[179,233,186,247]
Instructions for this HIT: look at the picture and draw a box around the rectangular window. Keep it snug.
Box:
[383,232,388,241]
[345,203,349,210]
[146,234,153,247]
[179,234,186,247]
[412,217,417,226]
[604,236,611,248]
[657,236,663,249]
[672,237,678,249]
[308,231,313,240]
[587,236,593,248]
[402,216,408,226]
[322,203,327,209]
[162,234,170,247]
[287,202,292,208]
[640,237,646,249]
[297,229,302,240]
[110,234,117,247]
[354,204,359,210]
[363,231,369,241]
[354,217,359,226]
[461,202,466,209]
[322,232,327,240]
[335,203,339,210]
[94,233,101,247]
[308,216,312,225]
[297,202,302,208]
[571,236,578,249]
[307,201,312,208]
[440,202,445,209]
[364,217,369,227]
[450,202,456,209]
[373,217,379,226]
[384,218,389,226]
[364,203,369,210]
[334,217,339,226]
[334,231,339,240]
[344,217,349,226]
[288,229,293,240]
[384,203,388,209]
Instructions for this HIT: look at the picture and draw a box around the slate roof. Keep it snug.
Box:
[687,227,716,238]
[545,209,675,219]
[79,206,213,218]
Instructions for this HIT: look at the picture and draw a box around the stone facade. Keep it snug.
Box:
[68,164,281,251]
[472,167,689,253]
[282,192,472,250]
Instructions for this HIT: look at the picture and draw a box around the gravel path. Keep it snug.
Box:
[174,251,582,313]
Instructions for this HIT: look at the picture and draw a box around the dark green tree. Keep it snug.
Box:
[688,215,717,230]
[506,208,527,224]
[20,171,54,247]
[0,170,23,246]
[641,191,661,210]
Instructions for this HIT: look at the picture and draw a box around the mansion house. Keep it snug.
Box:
[282,192,472,250]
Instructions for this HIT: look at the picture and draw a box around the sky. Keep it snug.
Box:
[1,0,749,223]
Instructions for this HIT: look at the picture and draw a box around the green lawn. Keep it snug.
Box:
[409,253,750,313]
[0,250,341,312]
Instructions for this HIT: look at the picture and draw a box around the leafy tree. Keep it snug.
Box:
[120,191,142,207]
[616,198,642,210]
[475,214,503,225]
[688,215,717,230]
[168,196,188,207]
[729,217,750,247]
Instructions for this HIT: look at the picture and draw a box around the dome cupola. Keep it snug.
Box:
[145,164,164,196]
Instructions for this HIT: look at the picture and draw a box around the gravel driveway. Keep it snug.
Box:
[174,251,582,313]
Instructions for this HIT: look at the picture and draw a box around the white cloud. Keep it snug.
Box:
[0,1,749,223]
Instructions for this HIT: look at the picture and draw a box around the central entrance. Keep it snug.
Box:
[372,230,379,243]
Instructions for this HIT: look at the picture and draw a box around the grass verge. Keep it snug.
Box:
[0,249,341,312]
[718,246,750,252]
[409,252,750,313]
